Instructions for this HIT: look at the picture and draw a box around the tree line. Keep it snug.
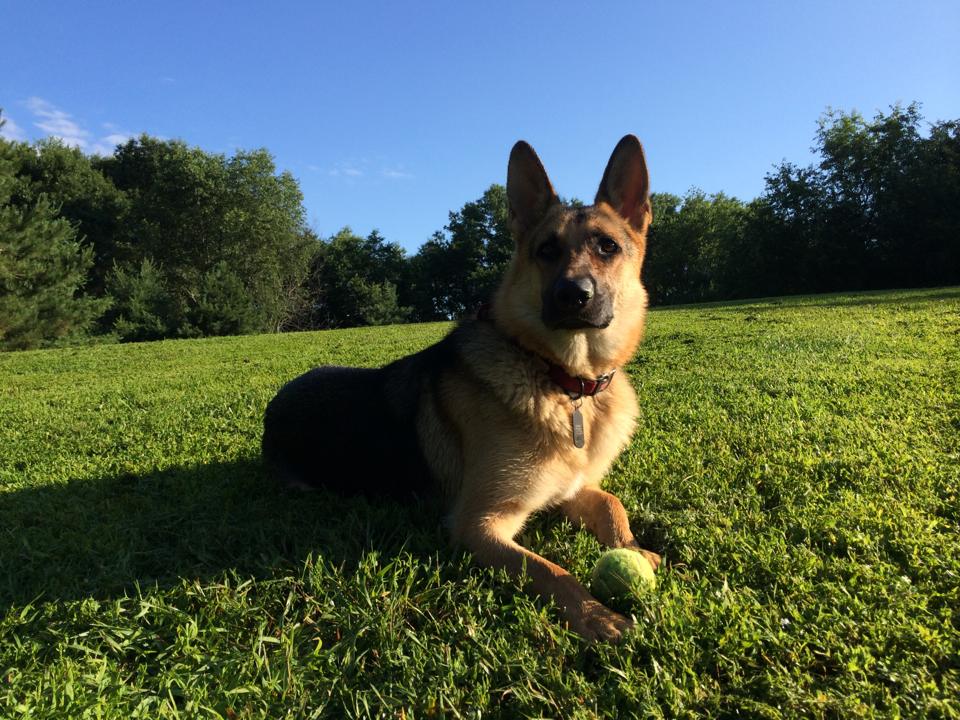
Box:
[1,102,957,351]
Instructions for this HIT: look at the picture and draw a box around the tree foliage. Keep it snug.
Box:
[406,184,511,320]
[0,135,109,350]
[106,258,173,343]
[643,103,959,304]
[97,136,314,338]
[752,103,960,295]
[1,102,958,351]
[7,139,129,295]
[644,191,753,304]
[299,228,409,328]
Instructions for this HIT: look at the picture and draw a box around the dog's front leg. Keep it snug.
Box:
[454,515,633,642]
[562,485,661,569]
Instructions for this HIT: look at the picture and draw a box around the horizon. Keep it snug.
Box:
[3,0,958,252]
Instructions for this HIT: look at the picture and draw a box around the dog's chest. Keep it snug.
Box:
[520,420,620,509]
[551,471,586,506]
[522,392,635,508]
[542,390,631,458]
[513,460,586,515]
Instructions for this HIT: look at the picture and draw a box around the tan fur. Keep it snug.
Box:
[419,136,660,642]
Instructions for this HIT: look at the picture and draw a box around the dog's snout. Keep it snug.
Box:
[554,276,595,311]
[543,274,611,329]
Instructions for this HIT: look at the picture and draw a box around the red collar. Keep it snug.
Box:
[547,363,616,398]
[476,302,616,399]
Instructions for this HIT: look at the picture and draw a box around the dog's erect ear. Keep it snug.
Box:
[507,141,559,241]
[595,135,651,232]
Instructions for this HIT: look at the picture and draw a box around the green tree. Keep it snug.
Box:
[301,228,409,328]
[343,276,408,326]
[106,257,263,342]
[407,184,511,320]
[912,119,960,284]
[644,191,752,304]
[8,139,128,295]
[106,258,173,342]
[757,103,960,293]
[97,136,314,338]
[643,192,686,304]
[750,163,825,295]
[189,261,263,337]
[0,134,108,350]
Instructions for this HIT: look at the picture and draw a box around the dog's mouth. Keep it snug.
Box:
[542,313,613,331]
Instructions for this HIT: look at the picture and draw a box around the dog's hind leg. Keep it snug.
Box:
[561,486,661,569]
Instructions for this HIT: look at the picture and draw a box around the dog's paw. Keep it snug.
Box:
[638,548,662,570]
[570,600,634,643]
[623,540,662,570]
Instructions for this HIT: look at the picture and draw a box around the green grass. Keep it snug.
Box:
[1,287,958,719]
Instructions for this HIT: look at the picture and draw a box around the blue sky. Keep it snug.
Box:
[3,1,958,252]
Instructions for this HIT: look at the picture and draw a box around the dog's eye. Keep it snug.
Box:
[537,237,562,262]
[597,236,620,256]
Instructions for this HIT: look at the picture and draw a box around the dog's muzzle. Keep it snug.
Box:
[542,276,613,329]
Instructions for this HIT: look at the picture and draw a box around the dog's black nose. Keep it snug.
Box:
[554,276,595,311]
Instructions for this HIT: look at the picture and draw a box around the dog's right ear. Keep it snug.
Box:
[507,141,559,242]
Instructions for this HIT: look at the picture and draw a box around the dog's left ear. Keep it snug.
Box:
[595,135,651,233]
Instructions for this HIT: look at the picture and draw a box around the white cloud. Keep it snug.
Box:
[26,96,90,149]
[20,97,136,155]
[325,159,414,181]
[0,114,27,141]
[381,167,413,180]
[90,132,133,155]
[102,132,132,145]
[328,161,364,178]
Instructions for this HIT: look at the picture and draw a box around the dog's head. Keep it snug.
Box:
[493,136,652,375]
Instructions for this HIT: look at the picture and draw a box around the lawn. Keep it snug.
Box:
[1,287,958,718]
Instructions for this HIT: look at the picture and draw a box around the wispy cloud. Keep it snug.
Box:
[328,161,364,178]
[0,114,27,141]
[323,159,414,181]
[91,134,133,155]
[381,167,414,180]
[160,76,176,85]
[20,97,136,155]
[26,96,90,148]
[90,122,134,154]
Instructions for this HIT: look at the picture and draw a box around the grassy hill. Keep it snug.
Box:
[1,288,958,718]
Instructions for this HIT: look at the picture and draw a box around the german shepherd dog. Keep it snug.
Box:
[262,135,660,641]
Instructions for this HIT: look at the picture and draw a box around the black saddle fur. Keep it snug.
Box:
[261,329,463,498]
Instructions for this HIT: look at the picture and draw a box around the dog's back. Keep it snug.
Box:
[261,336,458,498]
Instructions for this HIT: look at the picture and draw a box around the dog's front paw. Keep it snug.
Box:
[569,600,634,643]
[623,540,662,570]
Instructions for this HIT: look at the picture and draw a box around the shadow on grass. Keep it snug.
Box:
[0,458,448,609]
[0,459,676,611]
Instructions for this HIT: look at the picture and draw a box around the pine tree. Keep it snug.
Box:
[0,136,108,350]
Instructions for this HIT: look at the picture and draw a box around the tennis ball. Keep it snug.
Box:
[591,548,657,604]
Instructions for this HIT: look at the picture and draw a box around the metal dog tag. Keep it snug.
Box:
[571,407,585,448]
